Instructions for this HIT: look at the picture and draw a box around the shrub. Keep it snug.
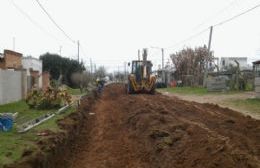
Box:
[26,87,72,110]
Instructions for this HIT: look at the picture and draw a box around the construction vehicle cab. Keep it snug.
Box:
[127,49,156,94]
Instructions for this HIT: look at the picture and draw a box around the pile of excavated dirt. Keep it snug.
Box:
[67,84,260,168]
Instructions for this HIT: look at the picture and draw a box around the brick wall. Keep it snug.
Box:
[30,70,40,89]
[42,71,50,91]
[3,50,22,69]
[0,60,4,69]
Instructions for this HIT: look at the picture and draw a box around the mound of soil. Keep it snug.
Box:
[67,84,260,168]
[7,84,259,168]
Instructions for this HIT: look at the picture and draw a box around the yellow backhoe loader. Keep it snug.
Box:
[127,49,156,94]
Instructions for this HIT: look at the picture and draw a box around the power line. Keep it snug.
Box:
[193,0,239,30]
[34,0,75,44]
[10,0,59,41]
[166,27,209,49]
[213,3,260,27]
[166,2,260,50]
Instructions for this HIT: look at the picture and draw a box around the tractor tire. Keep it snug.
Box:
[149,88,156,95]
[127,83,134,94]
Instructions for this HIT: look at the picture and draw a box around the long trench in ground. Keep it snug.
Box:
[66,84,260,168]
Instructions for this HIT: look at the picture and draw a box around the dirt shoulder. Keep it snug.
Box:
[162,91,260,119]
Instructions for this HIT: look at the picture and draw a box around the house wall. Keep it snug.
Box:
[254,63,260,98]
[254,64,260,77]
[3,50,22,69]
[0,69,27,105]
[22,57,43,88]
[0,61,4,69]
[220,57,248,70]
[255,77,260,98]
[29,70,40,89]
[42,71,50,91]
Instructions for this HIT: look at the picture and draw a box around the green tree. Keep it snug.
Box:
[40,53,85,87]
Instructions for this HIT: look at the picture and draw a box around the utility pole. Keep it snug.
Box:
[161,48,164,70]
[124,62,127,82]
[138,49,140,60]
[77,40,80,63]
[161,48,166,85]
[13,37,15,51]
[151,46,166,86]
[59,46,62,56]
[203,26,213,87]
[90,58,93,75]
[118,65,120,82]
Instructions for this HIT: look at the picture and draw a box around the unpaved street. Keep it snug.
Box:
[162,91,260,119]
[67,84,260,168]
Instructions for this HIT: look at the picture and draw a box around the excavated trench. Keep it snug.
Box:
[7,84,260,168]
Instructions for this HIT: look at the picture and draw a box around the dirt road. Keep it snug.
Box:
[162,91,260,119]
[68,84,260,168]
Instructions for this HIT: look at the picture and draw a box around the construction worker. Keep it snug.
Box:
[96,78,104,93]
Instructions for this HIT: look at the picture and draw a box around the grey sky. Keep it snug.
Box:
[0,0,260,72]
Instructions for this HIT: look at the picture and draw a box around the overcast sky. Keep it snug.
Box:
[0,0,260,72]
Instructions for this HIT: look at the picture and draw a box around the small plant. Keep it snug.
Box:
[26,86,72,110]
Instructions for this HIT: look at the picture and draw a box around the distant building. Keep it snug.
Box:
[0,50,50,104]
[0,49,46,90]
[0,50,23,70]
[220,57,249,71]
[253,60,260,98]
[22,56,43,89]
[253,60,260,77]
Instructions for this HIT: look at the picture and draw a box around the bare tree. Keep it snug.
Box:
[170,45,214,86]
[94,66,107,79]
[114,71,125,82]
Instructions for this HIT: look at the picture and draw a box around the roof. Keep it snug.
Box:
[22,56,42,62]
[4,50,22,57]
[253,60,260,65]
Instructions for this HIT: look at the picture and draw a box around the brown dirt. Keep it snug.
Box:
[66,84,260,168]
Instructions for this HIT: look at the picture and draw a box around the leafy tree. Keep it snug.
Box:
[40,53,85,87]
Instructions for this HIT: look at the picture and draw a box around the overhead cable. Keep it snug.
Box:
[213,3,260,27]
[34,0,75,43]
[10,0,59,41]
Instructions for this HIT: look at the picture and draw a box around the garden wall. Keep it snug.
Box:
[0,69,27,105]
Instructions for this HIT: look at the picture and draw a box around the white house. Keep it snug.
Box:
[22,56,43,89]
[220,57,249,71]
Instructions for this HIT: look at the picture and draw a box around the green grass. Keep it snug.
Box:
[227,98,260,115]
[67,88,84,95]
[158,87,208,95]
[0,101,57,124]
[158,87,247,95]
[0,101,76,167]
